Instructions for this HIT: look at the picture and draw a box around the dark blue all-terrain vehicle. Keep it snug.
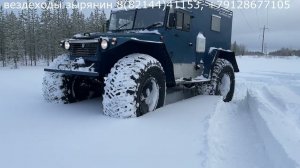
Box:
[43,0,239,118]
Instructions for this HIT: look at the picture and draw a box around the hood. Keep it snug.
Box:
[72,29,162,42]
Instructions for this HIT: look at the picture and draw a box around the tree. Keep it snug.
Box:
[87,8,107,33]
[71,0,85,34]
[0,0,108,66]
[231,41,237,53]
[99,10,107,32]
[269,48,294,56]
[5,12,24,68]
[231,41,247,56]
[40,0,53,65]
[19,0,39,66]
[0,5,6,67]
[29,6,39,66]
[19,10,28,66]
[61,6,71,38]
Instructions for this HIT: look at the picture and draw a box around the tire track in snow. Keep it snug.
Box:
[202,82,300,168]
[259,85,300,126]
[201,56,300,168]
[247,85,300,168]
[202,85,273,168]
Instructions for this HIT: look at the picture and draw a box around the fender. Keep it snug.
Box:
[202,48,240,78]
[99,40,176,87]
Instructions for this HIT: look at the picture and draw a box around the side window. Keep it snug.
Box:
[183,13,191,31]
[211,15,221,32]
[176,12,183,29]
[176,11,191,31]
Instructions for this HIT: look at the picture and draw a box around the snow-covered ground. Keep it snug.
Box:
[0,56,300,168]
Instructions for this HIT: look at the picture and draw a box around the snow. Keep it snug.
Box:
[1,56,300,168]
[47,55,96,73]
[209,47,232,54]
[73,57,85,65]
[73,33,85,38]
[131,37,163,43]
[134,29,161,35]
[194,75,210,81]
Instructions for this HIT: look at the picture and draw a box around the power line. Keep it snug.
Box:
[233,0,255,32]
[267,5,269,27]
[255,7,261,32]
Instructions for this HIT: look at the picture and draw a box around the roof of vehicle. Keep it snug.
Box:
[111,0,233,16]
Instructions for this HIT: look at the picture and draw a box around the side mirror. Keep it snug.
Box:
[168,13,176,28]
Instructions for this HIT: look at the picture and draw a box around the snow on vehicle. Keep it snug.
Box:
[43,0,239,118]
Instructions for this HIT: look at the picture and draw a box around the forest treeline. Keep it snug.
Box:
[269,48,300,56]
[0,0,298,68]
[231,41,300,56]
[0,0,107,68]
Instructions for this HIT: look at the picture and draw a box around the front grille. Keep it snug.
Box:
[70,43,98,56]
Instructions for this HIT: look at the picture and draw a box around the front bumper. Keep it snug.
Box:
[44,57,100,77]
[44,68,99,76]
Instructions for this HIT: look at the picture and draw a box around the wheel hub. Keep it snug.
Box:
[219,74,231,98]
[140,78,160,114]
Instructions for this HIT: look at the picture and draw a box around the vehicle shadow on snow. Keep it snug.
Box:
[55,86,201,117]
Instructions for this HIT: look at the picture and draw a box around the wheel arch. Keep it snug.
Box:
[100,40,176,87]
[202,48,239,78]
[215,50,240,73]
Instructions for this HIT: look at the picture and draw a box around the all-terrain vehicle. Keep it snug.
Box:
[43,0,239,118]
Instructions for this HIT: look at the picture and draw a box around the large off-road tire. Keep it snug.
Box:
[198,58,235,102]
[43,55,102,103]
[42,55,75,103]
[103,54,166,118]
[71,76,103,101]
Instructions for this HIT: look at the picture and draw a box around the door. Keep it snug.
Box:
[162,9,198,79]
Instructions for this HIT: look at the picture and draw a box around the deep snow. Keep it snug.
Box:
[0,56,300,168]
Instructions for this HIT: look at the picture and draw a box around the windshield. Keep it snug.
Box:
[109,8,166,31]
[109,10,135,31]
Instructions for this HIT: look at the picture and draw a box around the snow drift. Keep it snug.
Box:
[0,56,300,168]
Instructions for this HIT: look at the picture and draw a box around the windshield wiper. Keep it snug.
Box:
[117,22,131,30]
[144,22,163,30]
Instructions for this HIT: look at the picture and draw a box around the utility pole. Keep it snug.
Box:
[261,25,269,54]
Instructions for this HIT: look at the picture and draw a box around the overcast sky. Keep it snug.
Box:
[2,0,300,51]
[216,0,300,51]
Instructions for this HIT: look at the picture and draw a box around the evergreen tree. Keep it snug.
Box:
[87,8,107,33]
[40,0,53,65]
[100,10,107,32]
[71,0,85,34]
[0,0,108,66]
[5,12,24,68]
[0,5,6,67]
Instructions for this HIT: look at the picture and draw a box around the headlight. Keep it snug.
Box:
[64,41,70,50]
[101,39,108,49]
